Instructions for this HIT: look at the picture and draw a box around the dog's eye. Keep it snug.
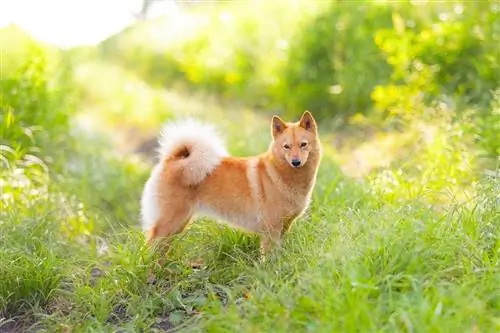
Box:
[283,144,291,150]
[300,142,308,148]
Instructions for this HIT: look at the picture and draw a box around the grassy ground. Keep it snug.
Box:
[1,40,499,333]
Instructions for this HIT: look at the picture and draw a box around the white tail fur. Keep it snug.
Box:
[157,118,229,185]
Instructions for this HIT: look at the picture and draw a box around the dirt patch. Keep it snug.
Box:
[0,320,19,333]
[153,318,176,332]
[0,316,38,333]
[106,303,130,325]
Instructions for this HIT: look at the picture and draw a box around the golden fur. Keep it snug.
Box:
[141,111,322,257]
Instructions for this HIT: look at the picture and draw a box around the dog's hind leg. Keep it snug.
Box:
[145,198,193,283]
[146,202,193,249]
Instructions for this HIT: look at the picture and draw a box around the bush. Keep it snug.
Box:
[276,3,394,119]
[372,1,500,119]
[99,1,325,108]
[99,1,499,126]
[476,89,500,160]
[0,26,76,166]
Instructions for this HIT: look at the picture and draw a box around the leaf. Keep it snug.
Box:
[392,12,406,35]
[168,310,185,326]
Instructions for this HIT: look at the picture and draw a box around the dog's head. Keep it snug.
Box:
[270,111,320,169]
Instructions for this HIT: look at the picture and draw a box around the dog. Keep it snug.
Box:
[141,110,322,258]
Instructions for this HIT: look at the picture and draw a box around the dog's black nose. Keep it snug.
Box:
[291,159,301,167]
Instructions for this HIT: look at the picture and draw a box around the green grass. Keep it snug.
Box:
[1,119,499,332]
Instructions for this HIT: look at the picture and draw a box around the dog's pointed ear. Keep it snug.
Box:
[271,115,287,138]
[299,110,317,132]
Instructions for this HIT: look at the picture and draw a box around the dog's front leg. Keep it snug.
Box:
[259,224,282,262]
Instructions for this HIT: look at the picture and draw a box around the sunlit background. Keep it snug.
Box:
[1,0,499,331]
[0,0,176,47]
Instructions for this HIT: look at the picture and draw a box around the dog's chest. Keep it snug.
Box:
[263,182,312,216]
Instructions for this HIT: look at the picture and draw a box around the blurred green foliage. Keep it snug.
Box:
[100,1,321,108]
[100,1,499,123]
[277,3,394,119]
[477,89,500,159]
[0,25,149,320]
[372,2,499,117]
[0,27,76,166]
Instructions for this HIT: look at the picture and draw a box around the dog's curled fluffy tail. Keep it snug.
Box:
[157,119,228,185]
